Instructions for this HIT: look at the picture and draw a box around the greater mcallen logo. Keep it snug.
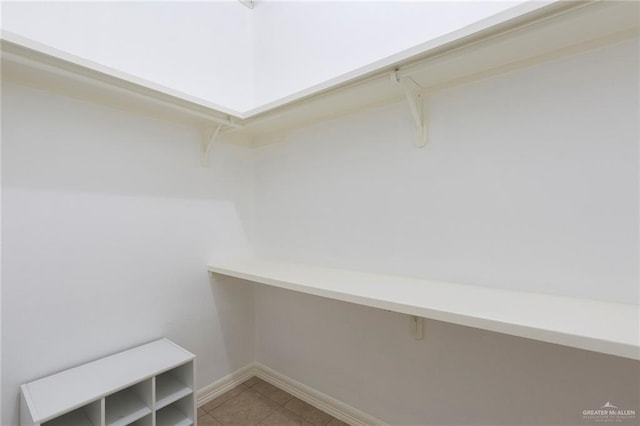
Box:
[583,402,636,423]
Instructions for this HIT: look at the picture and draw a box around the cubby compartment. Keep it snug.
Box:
[155,362,194,410]
[105,380,152,426]
[156,395,194,426]
[42,400,101,426]
[127,413,152,426]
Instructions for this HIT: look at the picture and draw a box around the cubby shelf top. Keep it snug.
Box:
[21,339,194,424]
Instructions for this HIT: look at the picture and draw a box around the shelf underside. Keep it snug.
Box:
[208,258,640,360]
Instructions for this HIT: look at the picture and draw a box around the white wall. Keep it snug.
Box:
[251,0,524,106]
[255,286,639,425]
[1,81,255,426]
[254,39,639,304]
[1,1,254,112]
[253,39,639,424]
[2,4,638,425]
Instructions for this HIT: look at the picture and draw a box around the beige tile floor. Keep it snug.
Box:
[198,376,349,426]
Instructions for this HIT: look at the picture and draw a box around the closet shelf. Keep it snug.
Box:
[239,1,638,140]
[0,31,241,130]
[2,1,637,144]
[208,258,640,361]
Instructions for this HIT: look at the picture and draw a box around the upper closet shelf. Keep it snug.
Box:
[208,258,639,361]
[2,1,638,144]
[239,0,638,140]
[0,32,243,129]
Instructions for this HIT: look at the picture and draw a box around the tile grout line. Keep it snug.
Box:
[201,375,344,426]
[205,384,250,425]
[249,380,298,426]
[250,384,283,426]
[207,381,285,426]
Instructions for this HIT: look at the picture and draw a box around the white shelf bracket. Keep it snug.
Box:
[201,123,224,167]
[393,71,428,147]
[238,0,254,9]
[411,316,424,340]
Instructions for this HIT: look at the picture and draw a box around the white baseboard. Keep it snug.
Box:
[196,363,258,406]
[196,362,387,426]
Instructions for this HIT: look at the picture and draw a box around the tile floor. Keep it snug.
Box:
[198,376,349,426]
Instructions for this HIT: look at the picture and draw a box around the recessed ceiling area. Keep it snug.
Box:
[0,0,527,113]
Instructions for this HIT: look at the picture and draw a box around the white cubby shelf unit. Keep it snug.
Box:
[20,339,196,426]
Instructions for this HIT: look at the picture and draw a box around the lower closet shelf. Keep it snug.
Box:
[208,257,640,360]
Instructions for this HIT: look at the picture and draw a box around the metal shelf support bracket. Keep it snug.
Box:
[201,123,224,167]
[393,71,428,147]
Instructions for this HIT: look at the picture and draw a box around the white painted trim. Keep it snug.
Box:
[196,363,387,426]
[254,363,387,426]
[196,363,257,406]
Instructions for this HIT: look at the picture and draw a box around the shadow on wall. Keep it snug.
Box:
[253,285,640,425]
[1,81,253,204]
[208,275,256,378]
[1,81,255,425]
